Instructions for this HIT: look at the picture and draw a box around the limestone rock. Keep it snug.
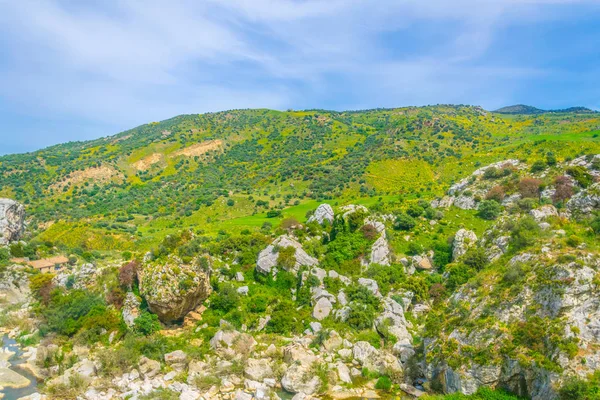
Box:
[312,297,333,321]
[529,205,558,221]
[139,255,211,323]
[452,229,477,261]
[281,363,321,395]
[122,292,141,327]
[357,278,380,297]
[244,358,273,381]
[454,196,477,210]
[308,204,334,225]
[0,198,25,245]
[256,235,318,275]
[567,183,600,214]
[368,235,390,266]
[138,356,161,379]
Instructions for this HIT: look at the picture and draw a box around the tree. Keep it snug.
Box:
[530,160,546,173]
[553,175,574,204]
[30,273,55,305]
[478,200,502,220]
[119,261,138,290]
[394,213,416,231]
[462,247,489,271]
[276,246,297,270]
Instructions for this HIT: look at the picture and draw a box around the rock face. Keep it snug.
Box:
[368,235,391,266]
[0,198,25,245]
[122,292,141,327]
[308,204,334,225]
[452,229,477,261]
[256,235,318,275]
[567,183,600,214]
[138,256,211,323]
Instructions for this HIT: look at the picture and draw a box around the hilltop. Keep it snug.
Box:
[494,104,596,115]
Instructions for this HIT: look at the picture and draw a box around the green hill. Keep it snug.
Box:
[1,105,599,250]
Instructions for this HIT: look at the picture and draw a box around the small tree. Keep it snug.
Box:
[485,185,505,202]
[394,213,416,231]
[553,176,574,203]
[478,200,502,220]
[119,261,138,290]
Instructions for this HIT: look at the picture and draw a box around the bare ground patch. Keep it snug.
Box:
[172,140,223,157]
[132,153,163,171]
[51,165,123,190]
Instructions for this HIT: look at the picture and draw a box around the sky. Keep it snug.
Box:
[1,0,600,155]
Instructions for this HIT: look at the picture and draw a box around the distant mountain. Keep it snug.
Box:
[494,104,596,115]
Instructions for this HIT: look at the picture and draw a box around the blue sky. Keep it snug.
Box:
[1,0,599,155]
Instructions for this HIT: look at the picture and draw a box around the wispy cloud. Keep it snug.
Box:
[0,0,599,153]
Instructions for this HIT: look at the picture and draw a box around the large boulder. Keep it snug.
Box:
[529,205,558,221]
[138,256,211,323]
[0,198,25,245]
[452,229,477,261]
[368,235,391,266]
[308,204,334,225]
[256,235,318,275]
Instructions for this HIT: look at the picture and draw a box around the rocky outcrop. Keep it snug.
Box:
[256,235,318,275]
[308,204,334,225]
[0,198,25,245]
[567,183,600,214]
[529,205,558,221]
[368,234,390,266]
[138,256,211,323]
[452,229,477,261]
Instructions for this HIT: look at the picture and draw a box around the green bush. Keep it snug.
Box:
[462,247,489,271]
[210,285,240,313]
[445,264,474,291]
[478,200,502,220]
[394,213,417,231]
[567,166,593,188]
[510,217,540,251]
[267,301,300,334]
[133,312,162,336]
[559,371,600,400]
[375,375,392,391]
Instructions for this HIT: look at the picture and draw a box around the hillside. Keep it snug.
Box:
[0,105,600,400]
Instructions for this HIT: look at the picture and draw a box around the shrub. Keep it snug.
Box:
[247,294,268,313]
[394,213,416,231]
[119,261,138,290]
[406,204,424,218]
[133,312,161,336]
[591,215,600,235]
[559,371,600,400]
[485,186,505,202]
[29,274,55,305]
[478,200,502,220]
[276,246,297,270]
[375,376,392,391]
[553,176,574,203]
[462,247,489,271]
[266,210,282,218]
[518,178,543,198]
[267,301,300,334]
[346,302,376,330]
[210,285,240,313]
[510,217,540,251]
[360,224,379,241]
[566,235,582,248]
[530,160,546,173]
[446,264,474,291]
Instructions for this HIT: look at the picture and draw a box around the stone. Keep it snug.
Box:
[567,183,600,214]
[412,254,433,271]
[336,362,352,384]
[281,363,321,395]
[165,350,187,371]
[337,291,348,306]
[310,267,327,282]
[368,235,390,266]
[313,297,333,320]
[139,255,212,323]
[308,204,335,225]
[210,330,257,358]
[122,292,141,327]
[0,198,25,245]
[139,356,161,378]
[454,195,477,210]
[322,330,343,352]
[529,205,559,221]
[235,272,245,282]
[309,322,322,333]
[234,390,253,400]
[452,229,478,260]
[244,358,273,381]
[431,196,455,209]
[0,367,30,389]
[237,286,249,296]
[256,235,318,275]
[357,278,380,296]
